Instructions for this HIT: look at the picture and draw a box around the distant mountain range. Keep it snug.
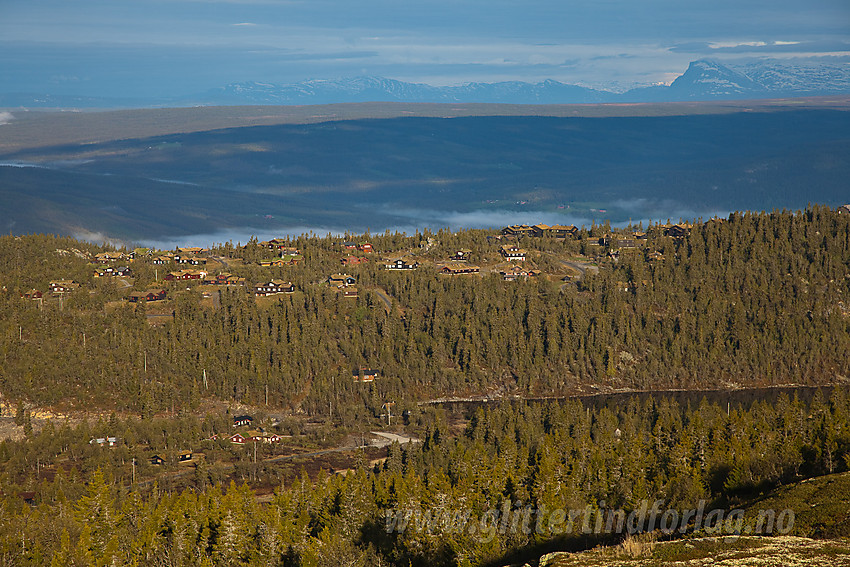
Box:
[2,59,850,108]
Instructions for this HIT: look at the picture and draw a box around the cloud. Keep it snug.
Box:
[138,227,350,249]
[0,112,14,125]
[133,198,737,250]
[70,229,129,248]
[669,39,850,55]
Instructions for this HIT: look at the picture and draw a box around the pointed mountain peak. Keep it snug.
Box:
[670,59,763,97]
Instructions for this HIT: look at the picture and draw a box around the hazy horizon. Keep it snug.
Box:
[2,1,848,99]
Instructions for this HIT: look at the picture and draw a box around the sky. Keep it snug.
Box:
[1,0,849,97]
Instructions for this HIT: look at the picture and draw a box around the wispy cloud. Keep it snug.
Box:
[0,112,14,125]
[134,202,734,250]
[669,39,850,55]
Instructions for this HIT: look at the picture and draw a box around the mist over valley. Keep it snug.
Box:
[2,101,849,245]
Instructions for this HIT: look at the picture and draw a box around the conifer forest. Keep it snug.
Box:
[1,207,850,565]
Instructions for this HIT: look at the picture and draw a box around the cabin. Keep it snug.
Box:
[128,289,167,303]
[341,241,358,250]
[229,433,247,445]
[89,436,119,447]
[164,269,207,281]
[23,289,43,300]
[663,224,692,238]
[233,415,254,427]
[440,263,480,275]
[49,280,80,295]
[385,258,419,270]
[545,224,579,238]
[246,430,265,442]
[499,266,539,281]
[454,249,472,261]
[94,266,132,278]
[341,256,368,266]
[93,251,125,264]
[531,224,550,237]
[244,430,282,443]
[175,246,207,255]
[341,287,359,298]
[357,243,374,253]
[152,256,172,265]
[500,244,527,261]
[501,225,534,237]
[18,492,36,506]
[150,454,165,466]
[839,205,850,215]
[259,239,298,253]
[206,273,245,286]
[328,273,356,287]
[178,450,193,463]
[279,253,302,265]
[354,368,379,382]
[254,280,295,296]
[258,258,288,267]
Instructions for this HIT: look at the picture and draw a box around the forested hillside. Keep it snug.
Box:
[1,207,850,565]
[2,207,849,415]
[1,384,850,565]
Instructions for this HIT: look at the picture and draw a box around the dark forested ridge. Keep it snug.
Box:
[1,207,850,565]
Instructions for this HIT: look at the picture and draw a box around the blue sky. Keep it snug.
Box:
[1,0,849,97]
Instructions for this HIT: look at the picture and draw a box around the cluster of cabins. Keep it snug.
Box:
[438,243,527,277]
[154,255,207,266]
[94,265,132,278]
[87,436,198,467]
[259,257,300,267]
[22,220,714,307]
[339,242,373,266]
[501,222,693,241]
[259,239,300,254]
[341,241,374,253]
[23,280,88,301]
[257,241,302,266]
[501,223,579,238]
[224,415,282,444]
